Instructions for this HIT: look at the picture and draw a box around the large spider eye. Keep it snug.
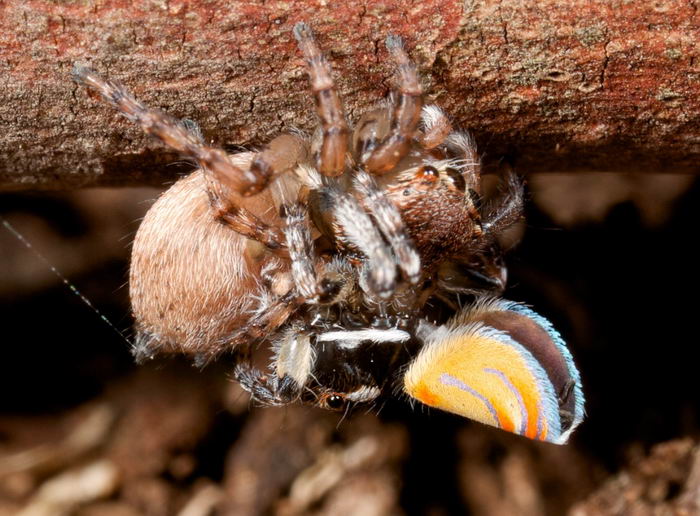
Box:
[445,167,466,192]
[416,165,440,186]
[322,393,346,411]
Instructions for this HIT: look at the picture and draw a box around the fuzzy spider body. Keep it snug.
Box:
[74,23,584,444]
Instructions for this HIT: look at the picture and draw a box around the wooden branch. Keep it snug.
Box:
[1,0,699,191]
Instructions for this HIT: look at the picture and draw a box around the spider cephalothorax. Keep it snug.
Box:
[74,22,584,444]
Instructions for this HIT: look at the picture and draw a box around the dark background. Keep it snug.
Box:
[1,172,698,515]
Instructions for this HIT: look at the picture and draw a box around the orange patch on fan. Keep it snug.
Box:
[489,399,516,433]
[414,384,438,406]
[518,383,544,439]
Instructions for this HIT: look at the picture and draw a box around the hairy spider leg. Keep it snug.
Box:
[71,66,301,251]
[249,133,309,190]
[419,105,453,150]
[321,184,397,299]
[280,202,320,300]
[233,362,299,406]
[231,294,311,405]
[481,167,524,236]
[203,179,286,251]
[353,107,390,163]
[364,35,423,174]
[445,131,482,193]
[294,22,350,177]
[353,170,421,284]
[73,66,296,196]
[280,201,342,302]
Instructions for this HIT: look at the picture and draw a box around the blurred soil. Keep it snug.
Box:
[1,172,700,515]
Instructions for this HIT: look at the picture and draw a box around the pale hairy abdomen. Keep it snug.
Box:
[130,165,287,358]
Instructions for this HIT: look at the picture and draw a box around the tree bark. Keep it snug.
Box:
[1,0,699,191]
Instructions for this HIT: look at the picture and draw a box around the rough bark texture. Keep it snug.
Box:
[1,0,699,191]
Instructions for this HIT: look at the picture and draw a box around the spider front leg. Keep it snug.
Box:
[353,170,421,285]
[322,184,397,299]
[294,22,350,177]
[363,35,423,174]
[72,66,305,251]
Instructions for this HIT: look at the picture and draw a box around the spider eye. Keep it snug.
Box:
[416,165,440,185]
[322,393,346,411]
[445,167,466,192]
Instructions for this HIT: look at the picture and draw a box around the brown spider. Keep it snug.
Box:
[73,23,583,444]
